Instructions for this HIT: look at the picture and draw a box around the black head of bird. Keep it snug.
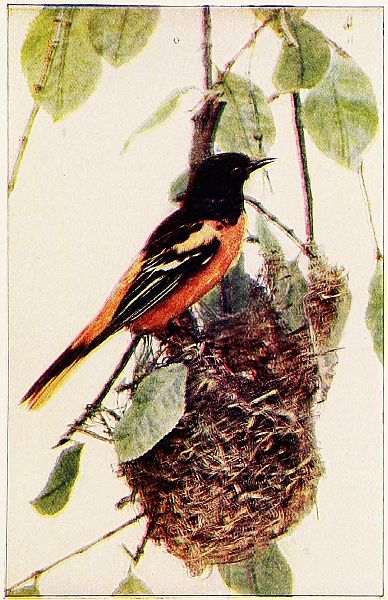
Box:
[183,152,275,221]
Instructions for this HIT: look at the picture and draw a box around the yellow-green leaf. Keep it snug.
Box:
[366,259,383,363]
[302,54,379,169]
[252,8,307,37]
[122,87,193,152]
[88,8,159,67]
[21,8,102,121]
[215,73,275,157]
[113,363,187,462]
[218,543,293,595]
[273,13,330,93]
[30,443,84,516]
[113,568,153,595]
[8,580,40,597]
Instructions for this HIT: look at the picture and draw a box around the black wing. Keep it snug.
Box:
[110,221,220,331]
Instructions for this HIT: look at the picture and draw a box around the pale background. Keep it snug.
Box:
[6,3,383,597]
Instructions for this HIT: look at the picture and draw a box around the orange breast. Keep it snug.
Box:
[132,213,246,333]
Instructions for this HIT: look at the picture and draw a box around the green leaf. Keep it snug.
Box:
[113,568,153,595]
[273,13,330,93]
[113,363,187,462]
[256,215,307,331]
[88,8,160,67]
[122,87,193,152]
[21,8,103,121]
[220,255,251,316]
[366,259,383,363]
[30,443,83,516]
[8,580,40,597]
[215,73,276,157]
[302,54,379,169]
[169,170,189,203]
[218,543,293,595]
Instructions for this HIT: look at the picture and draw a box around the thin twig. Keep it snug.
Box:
[8,9,65,195]
[245,195,316,258]
[6,512,145,595]
[75,427,112,444]
[358,160,382,260]
[215,11,277,84]
[290,92,315,250]
[123,516,156,565]
[54,336,142,448]
[325,35,351,58]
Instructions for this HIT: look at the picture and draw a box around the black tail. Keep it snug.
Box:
[20,340,95,410]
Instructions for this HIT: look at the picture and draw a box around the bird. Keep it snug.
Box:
[20,152,274,410]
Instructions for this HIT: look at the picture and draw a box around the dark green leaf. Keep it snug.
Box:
[218,543,293,595]
[366,259,383,363]
[256,215,307,330]
[88,8,159,67]
[273,13,330,93]
[198,255,251,324]
[113,363,187,462]
[8,580,40,597]
[215,73,276,157]
[113,568,153,595]
[122,87,193,152]
[31,443,84,516]
[302,54,379,169]
[169,170,189,203]
[21,8,102,121]
[220,255,251,315]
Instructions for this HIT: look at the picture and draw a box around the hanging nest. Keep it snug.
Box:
[120,255,350,575]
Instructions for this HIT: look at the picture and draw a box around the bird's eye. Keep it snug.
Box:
[231,166,242,176]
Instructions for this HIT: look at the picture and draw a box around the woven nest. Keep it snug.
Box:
[121,259,349,575]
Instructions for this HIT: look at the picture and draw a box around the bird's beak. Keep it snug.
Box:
[247,157,276,173]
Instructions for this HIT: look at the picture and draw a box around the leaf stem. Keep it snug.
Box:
[6,512,145,595]
[8,9,65,196]
[290,91,315,249]
[54,336,141,448]
[358,160,382,260]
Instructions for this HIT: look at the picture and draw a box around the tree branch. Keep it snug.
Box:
[188,7,225,172]
[54,336,142,448]
[290,91,315,249]
[245,195,316,259]
[6,513,145,595]
[201,6,212,91]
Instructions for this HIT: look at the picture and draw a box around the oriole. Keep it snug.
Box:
[21,152,274,410]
